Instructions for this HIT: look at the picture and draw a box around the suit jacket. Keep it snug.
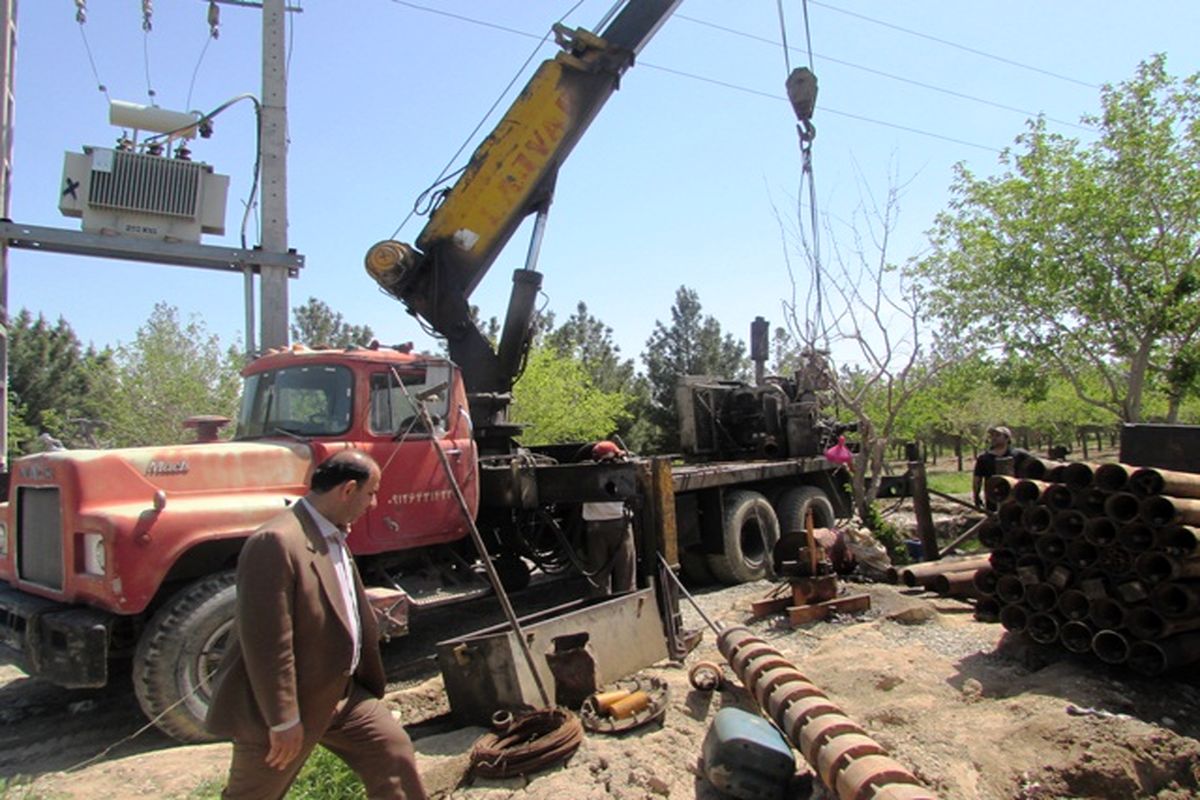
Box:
[206,502,386,742]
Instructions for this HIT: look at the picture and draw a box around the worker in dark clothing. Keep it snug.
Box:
[581,440,636,595]
[972,425,1029,509]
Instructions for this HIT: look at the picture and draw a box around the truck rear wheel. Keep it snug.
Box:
[775,486,836,536]
[707,490,780,584]
[133,571,236,743]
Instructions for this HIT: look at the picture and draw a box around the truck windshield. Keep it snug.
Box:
[236,364,354,439]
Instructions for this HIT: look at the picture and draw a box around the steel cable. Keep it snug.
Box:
[469,708,584,778]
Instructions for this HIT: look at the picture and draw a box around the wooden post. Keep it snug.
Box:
[907,442,938,560]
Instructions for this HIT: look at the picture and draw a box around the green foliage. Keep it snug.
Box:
[861,500,909,567]
[6,309,113,459]
[642,286,747,450]
[291,297,375,348]
[915,55,1200,422]
[543,301,635,394]
[0,776,50,800]
[186,748,364,800]
[511,347,630,445]
[926,471,973,495]
[102,303,243,447]
[287,747,365,800]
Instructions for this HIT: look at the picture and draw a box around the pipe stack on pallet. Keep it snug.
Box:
[978,459,1200,676]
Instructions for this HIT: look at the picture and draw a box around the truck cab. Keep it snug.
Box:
[0,343,476,741]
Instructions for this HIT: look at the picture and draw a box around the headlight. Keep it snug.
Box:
[82,532,106,575]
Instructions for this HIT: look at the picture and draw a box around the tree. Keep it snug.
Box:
[642,286,747,450]
[291,297,374,348]
[7,309,112,457]
[782,171,959,521]
[102,304,243,446]
[915,55,1200,422]
[543,301,635,393]
[510,347,630,445]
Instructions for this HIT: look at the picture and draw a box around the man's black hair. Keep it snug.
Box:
[310,451,375,493]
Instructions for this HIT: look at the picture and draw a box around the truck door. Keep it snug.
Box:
[355,362,477,554]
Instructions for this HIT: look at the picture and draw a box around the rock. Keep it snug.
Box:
[886,600,937,625]
[961,678,984,702]
[648,776,671,795]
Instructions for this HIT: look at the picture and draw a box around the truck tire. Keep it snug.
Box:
[775,486,836,536]
[706,490,780,585]
[133,571,236,743]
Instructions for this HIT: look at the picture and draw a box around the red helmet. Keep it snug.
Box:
[591,440,624,461]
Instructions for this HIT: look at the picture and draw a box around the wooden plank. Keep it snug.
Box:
[751,596,793,619]
[787,593,872,627]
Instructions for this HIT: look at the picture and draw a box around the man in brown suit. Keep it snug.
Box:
[206,450,426,800]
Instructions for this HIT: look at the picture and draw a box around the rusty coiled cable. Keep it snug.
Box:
[469,708,584,778]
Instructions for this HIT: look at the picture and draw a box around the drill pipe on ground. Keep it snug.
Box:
[1158,525,1200,555]
[1093,462,1138,493]
[1088,597,1128,630]
[1150,581,1200,618]
[1026,582,1059,612]
[1057,589,1091,621]
[1135,551,1200,583]
[1063,462,1102,491]
[997,502,1026,532]
[1023,505,1055,535]
[972,567,998,596]
[1075,488,1109,517]
[1142,495,1200,527]
[1127,607,1200,640]
[975,596,1000,623]
[893,555,991,587]
[928,569,982,598]
[1083,517,1119,547]
[985,475,1020,506]
[1013,479,1054,505]
[717,627,938,800]
[1043,484,1075,511]
[1104,493,1143,525]
[1091,629,1131,664]
[1027,611,1061,644]
[1117,523,1156,553]
[978,520,1005,549]
[1019,456,1068,481]
[1127,632,1200,676]
[1130,466,1200,499]
[1059,620,1095,653]
[1053,509,1087,538]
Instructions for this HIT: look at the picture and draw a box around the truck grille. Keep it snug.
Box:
[88,149,203,219]
[17,487,63,590]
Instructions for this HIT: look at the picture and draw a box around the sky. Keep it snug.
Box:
[8,1,1200,371]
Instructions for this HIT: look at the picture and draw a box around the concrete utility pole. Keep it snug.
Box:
[0,0,16,472]
[258,0,290,350]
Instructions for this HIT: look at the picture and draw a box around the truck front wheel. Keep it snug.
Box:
[133,571,236,743]
[707,490,780,584]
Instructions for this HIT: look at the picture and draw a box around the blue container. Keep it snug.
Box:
[905,538,924,561]
[700,707,795,800]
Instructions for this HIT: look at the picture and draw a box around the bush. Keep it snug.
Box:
[863,501,910,567]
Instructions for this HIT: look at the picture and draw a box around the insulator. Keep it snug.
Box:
[75,0,87,24]
[142,0,153,32]
[208,2,221,39]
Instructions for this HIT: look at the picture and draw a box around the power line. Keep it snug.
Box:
[808,0,1100,90]
[675,13,1091,132]
[384,2,1007,155]
[385,0,587,239]
[641,62,1001,154]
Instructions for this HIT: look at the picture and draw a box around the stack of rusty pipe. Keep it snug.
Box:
[717,626,937,800]
[978,459,1200,676]
[886,554,993,600]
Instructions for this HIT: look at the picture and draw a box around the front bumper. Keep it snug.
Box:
[0,586,113,688]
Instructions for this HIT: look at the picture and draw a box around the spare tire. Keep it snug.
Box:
[775,485,836,537]
[707,490,780,584]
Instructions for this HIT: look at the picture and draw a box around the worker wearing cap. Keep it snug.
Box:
[972,425,1028,509]
[581,441,636,595]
